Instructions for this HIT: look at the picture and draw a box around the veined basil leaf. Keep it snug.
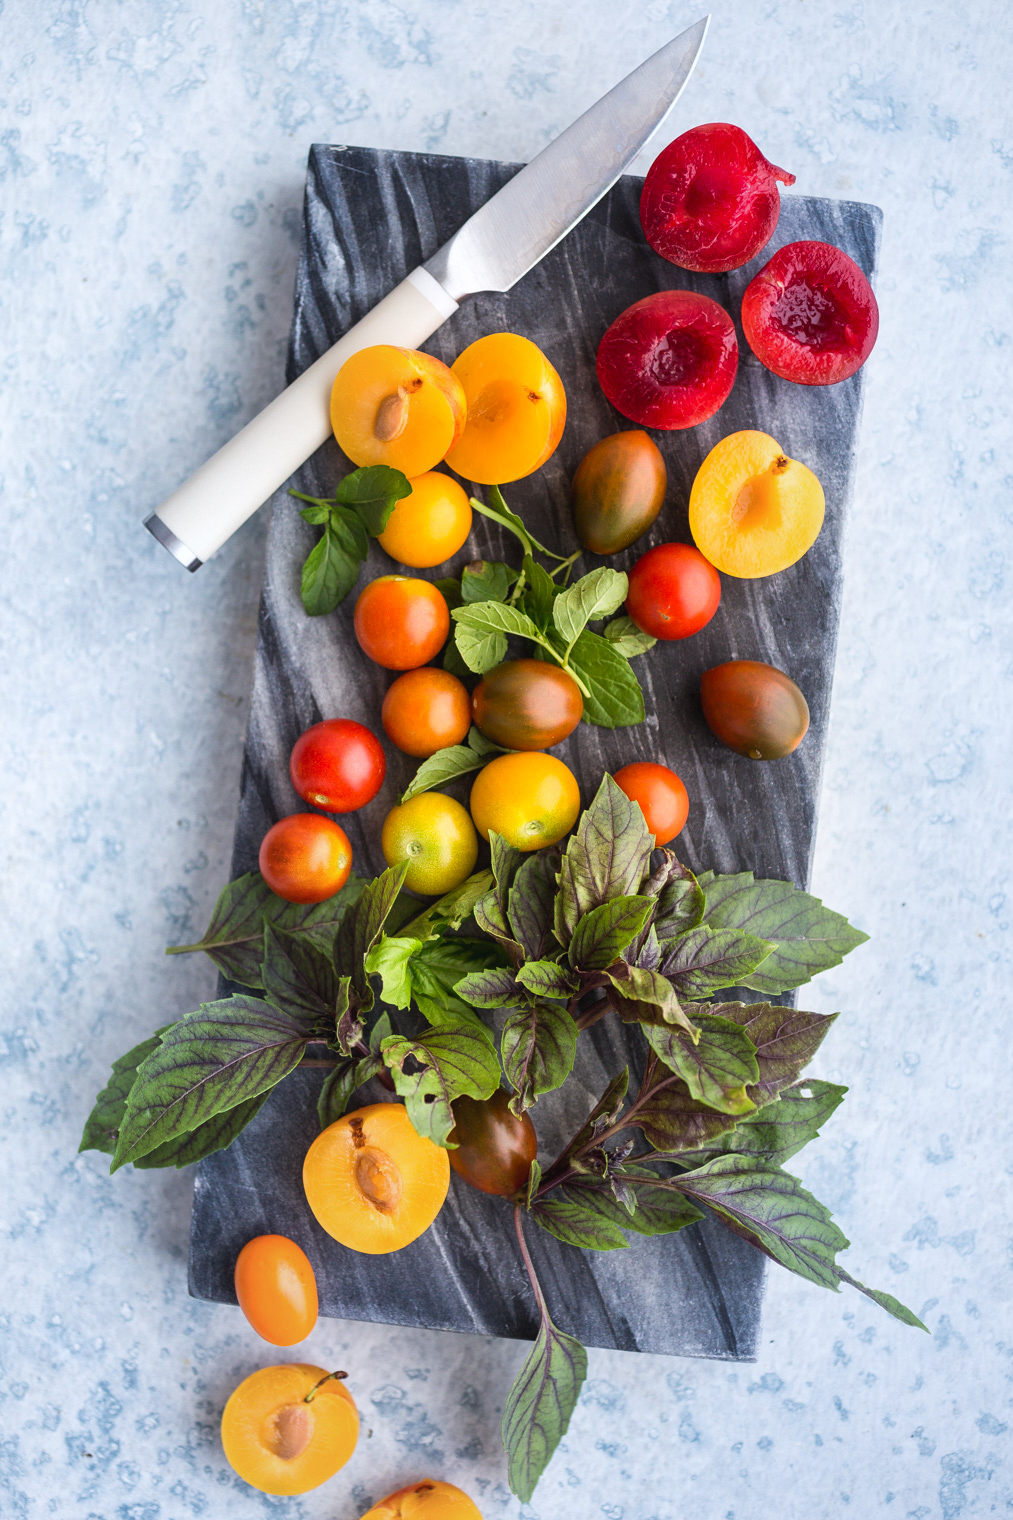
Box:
[521,554,558,631]
[646,854,706,940]
[706,1001,838,1102]
[502,1301,587,1504]
[696,870,869,993]
[555,776,654,940]
[452,600,545,672]
[532,1192,630,1251]
[381,1023,500,1146]
[409,937,503,1034]
[676,1079,848,1168]
[455,965,525,1009]
[515,959,579,1000]
[300,515,362,616]
[261,921,344,1023]
[132,1091,271,1168]
[507,848,559,961]
[641,1011,759,1116]
[661,925,774,998]
[501,1001,577,1111]
[332,463,411,534]
[565,629,644,727]
[79,1026,173,1158]
[569,895,655,970]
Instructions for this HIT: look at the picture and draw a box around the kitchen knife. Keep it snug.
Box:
[145,18,709,571]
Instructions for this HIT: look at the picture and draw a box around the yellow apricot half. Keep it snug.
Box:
[331,346,466,475]
[220,1363,358,1496]
[445,333,566,484]
[359,1478,485,1519]
[303,1103,450,1254]
[689,429,825,578]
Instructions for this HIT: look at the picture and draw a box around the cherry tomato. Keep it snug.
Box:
[472,658,583,751]
[469,753,580,851]
[289,719,386,812]
[626,541,721,640]
[377,470,473,568]
[381,668,471,758]
[234,1234,318,1346]
[381,792,478,895]
[448,1089,537,1197]
[259,814,352,904]
[613,761,689,845]
[353,576,449,670]
[701,659,809,759]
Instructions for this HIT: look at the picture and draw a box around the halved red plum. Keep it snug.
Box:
[741,240,879,386]
[640,123,795,274]
[596,290,738,430]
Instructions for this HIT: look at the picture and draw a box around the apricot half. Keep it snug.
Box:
[689,430,825,578]
[444,333,566,484]
[331,346,466,476]
[360,1479,485,1519]
[221,1363,358,1496]
[303,1103,450,1254]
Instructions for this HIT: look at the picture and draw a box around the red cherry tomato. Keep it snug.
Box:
[234,1234,318,1346]
[613,762,689,845]
[259,814,352,904]
[289,719,386,813]
[626,542,721,640]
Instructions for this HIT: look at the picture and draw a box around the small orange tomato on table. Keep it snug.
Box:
[613,762,689,845]
[381,668,471,758]
[234,1234,318,1345]
[354,576,450,670]
[259,814,352,903]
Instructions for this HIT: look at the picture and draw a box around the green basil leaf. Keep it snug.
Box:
[467,724,502,756]
[461,559,515,603]
[455,965,525,1009]
[569,894,655,970]
[400,744,492,803]
[452,600,544,673]
[552,567,628,646]
[363,935,424,1010]
[564,629,645,728]
[646,854,706,940]
[521,554,558,631]
[79,1026,174,1157]
[555,776,654,940]
[606,964,690,1029]
[706,1002,839,1103]
[336,864,408,993]
[333,463,412,534]
[398,870,494,942]
[132,1091,271,1168]
[454,623,508,674]
[602,615,656,658]
[381,1023,500,1146]
[166,870,364,989]
[300,520,359,616]
[507,849,559,961]
[112,997,309,1170]
[409,938,502,1035]
[640,1011,759,1116]
[443,634,473,680]
[515,959,578,1000]
[261,921,344,1023]
[501,1001,577,1111]
[298,501,332,526]
[676,1079,848,1167]
[660,925,775,998]
[502,1303,587,1504]
[435,576,463,610]
[532,1192,630,1251]
[696,870,869,993]
[317,1059,359,1128]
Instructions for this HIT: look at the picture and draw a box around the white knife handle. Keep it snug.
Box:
[145,267,459,568]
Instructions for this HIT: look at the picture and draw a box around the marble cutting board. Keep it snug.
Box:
[187,145,881,1359]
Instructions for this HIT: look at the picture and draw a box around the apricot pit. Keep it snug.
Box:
[689,430,825,578]
[220,1363,358,1496]
[444,333,566,484]
[331,346,466,475]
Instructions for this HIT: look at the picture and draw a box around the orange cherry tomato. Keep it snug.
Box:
[259,814,352,904]
[234,1234,319,1346]
[613,761,689,845]
[469,753,580,851]
[381,668,472,758]
[290,719,386,812]
[353,576,450,670]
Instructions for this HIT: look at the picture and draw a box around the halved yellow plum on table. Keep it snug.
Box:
[445,333,566,484]
[359,1479,485,1519]
[689,430,824,578]
[220,1363,358,1496]
[331,346,466,475]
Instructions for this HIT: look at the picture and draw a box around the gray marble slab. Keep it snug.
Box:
[188,145,880,1358]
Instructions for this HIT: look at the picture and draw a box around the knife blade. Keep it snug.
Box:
[146,18,709,571]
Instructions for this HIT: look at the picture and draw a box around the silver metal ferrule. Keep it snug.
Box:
[144,512,202,572]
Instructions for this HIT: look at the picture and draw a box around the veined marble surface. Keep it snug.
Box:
[1,3,1010,1517]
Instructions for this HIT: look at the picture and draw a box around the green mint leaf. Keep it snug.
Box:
[399,870,495,942]
[79,1027,173,1157]
[381,1023,500,1147]
[564,629,645,727]
[435,576,463,610]
[551,568,628,647]
[836,1269,929,1331]
[516,960,579,1000]
[298,502,332,526]
[532,1191,630,1251]
[569,894,655,970]
[166,870,364,989]
[300,513,364,616]
[640,1010,759,1116]
[399,744,492,803]
[332,464,412,534]
[646,854,706,940]
[502,1305,587,1504]
[676,1079,848,1168]
[508,849,560,961]
[661,925,775,998]
[556,776,654,940]
[468,724,502,756]
[520,554,558,631]
[455,965,525,1009]
[131,1092,271,1168]
[696,870,869,994]
[709,1002,839,1102]
[454,623,508,673]
[461,559,515,603]
[443,634,473,680]
[261,921,344,1023]
[452,600,545,673]
[363,935,424,1010]
[501,1001,577,1111]
[112,997,309,1170]
[602,615,656,658]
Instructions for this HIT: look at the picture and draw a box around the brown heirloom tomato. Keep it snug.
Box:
[381,668,471,758]
[613,761,689,845]
[259,814,352,904]
[448,1089,537,1197]
[353,576,449,670]
[570,429,666,555]
[701,659,809,759]
[471,658,583,751]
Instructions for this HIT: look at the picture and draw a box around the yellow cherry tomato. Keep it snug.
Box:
[469,753,580,851]
[381,792,479,894]
[377,471,473,568]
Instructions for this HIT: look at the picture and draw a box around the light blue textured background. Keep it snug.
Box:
[2,2,1010,1517]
